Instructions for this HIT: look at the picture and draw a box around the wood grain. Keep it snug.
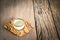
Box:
[33,0,60,40]
[0,0,60,40]
[49,0,60,39]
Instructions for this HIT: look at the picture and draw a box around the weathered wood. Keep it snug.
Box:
[49,0,60,39]
[33,0,59,40]
[0,0,36,40]
[0,0,60,40]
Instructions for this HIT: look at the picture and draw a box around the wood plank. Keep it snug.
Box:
[33,0,59,40]
[0,0,36,40]
[49,0,60,39]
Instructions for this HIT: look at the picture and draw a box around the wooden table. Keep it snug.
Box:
[0,0,60,40]
[0,0,36,40]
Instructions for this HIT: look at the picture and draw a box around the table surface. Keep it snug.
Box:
[0,0,37,40]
